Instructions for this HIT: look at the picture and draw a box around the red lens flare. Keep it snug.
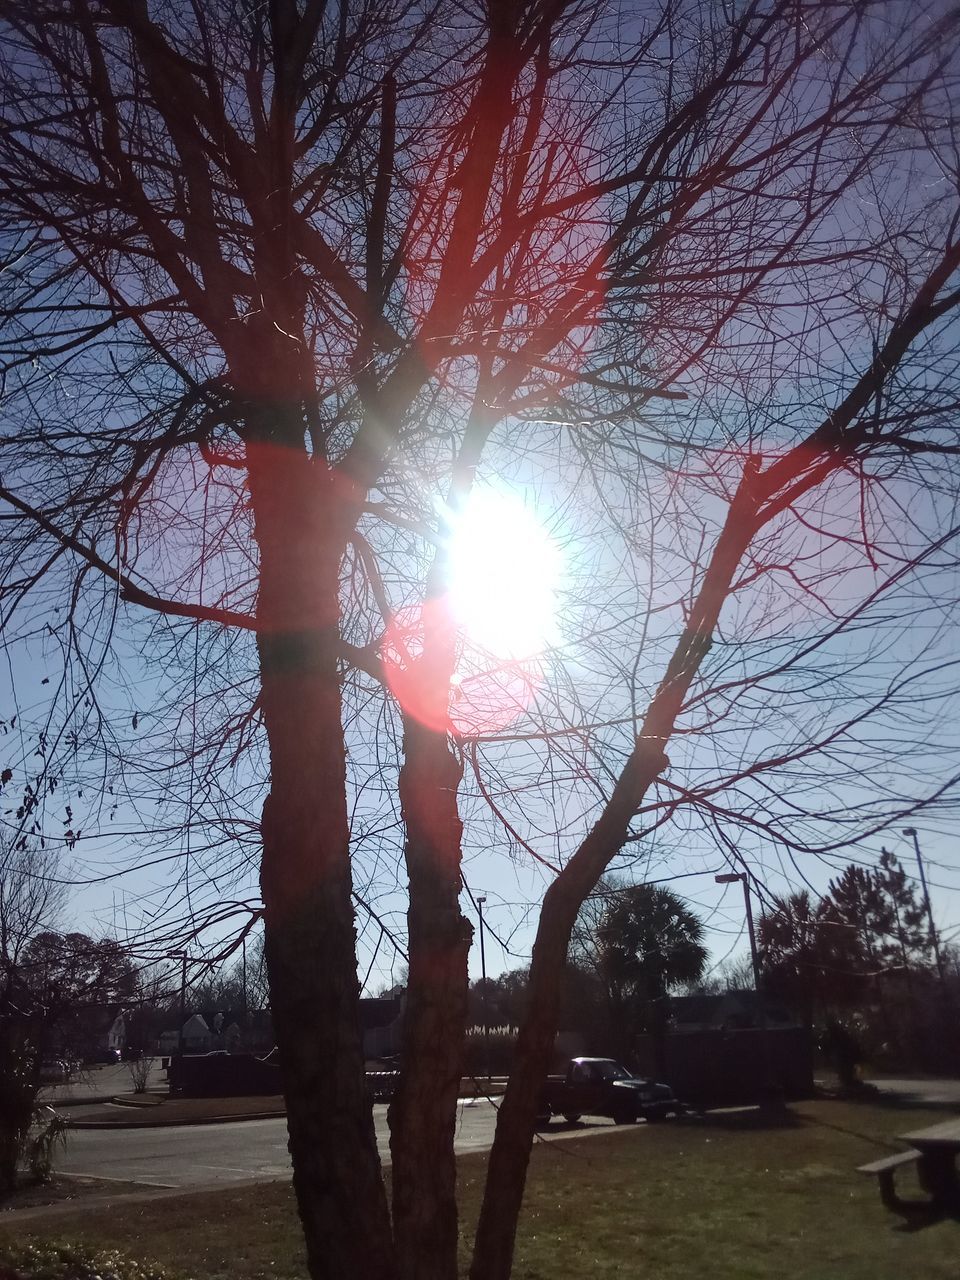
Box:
[382,598,541,736]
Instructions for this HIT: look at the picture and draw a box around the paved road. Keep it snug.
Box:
[59,1100,616,1189]
[59,1077,959,1192]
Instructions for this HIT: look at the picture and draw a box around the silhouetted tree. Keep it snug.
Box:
[573,882,707,1068]
[0,839,64,1195]
[2,4,960,1276]
[760,854,938,1065]
[759,890,862,1025]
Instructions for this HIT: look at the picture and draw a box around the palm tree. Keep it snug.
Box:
[587,883,707,1071]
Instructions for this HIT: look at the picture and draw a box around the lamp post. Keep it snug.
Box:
[902,828,946,984]
[715,872,762,992]
[168,951,188,1055]
[476,897,490,1083]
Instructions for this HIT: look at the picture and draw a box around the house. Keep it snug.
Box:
[51,1004,126,1061]
[160,1008,271,1056]
[160,997,403,1060]
[361,996,403,1061]
[160,1012,214,1054]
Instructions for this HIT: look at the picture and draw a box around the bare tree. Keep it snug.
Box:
[1,3,960,1277]
[0,839,64,1193]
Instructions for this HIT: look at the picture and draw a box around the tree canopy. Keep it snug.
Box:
[758,849,943,1063]
[2,2,960,1276]
[595,884,707,1005]
[570,880,707,1063]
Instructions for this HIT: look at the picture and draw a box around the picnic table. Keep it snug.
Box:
[858,1117,960,1215]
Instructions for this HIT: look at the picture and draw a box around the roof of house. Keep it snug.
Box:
[54,1003,126,1033]
[359,997,403,1031]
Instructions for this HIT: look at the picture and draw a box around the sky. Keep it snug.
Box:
[10,472,959,1001]
[2,0,960,1004]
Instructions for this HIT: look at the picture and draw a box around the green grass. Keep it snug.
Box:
[500,1100,957,1280]
[2,1099,956,1279]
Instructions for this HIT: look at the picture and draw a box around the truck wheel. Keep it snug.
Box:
[535,1112,552,1128]
[613,1108,635,1126]
[563,1113,581,1123]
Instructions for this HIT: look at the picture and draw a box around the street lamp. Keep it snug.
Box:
[168,951,188,1055]
[715,872,762,993]
[476,897,490,1083]
[902,829,946,984]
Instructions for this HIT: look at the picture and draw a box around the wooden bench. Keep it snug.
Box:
[898,1118,960,1209]
[857,1150,921,1213]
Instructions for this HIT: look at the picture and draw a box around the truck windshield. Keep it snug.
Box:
[591,1061,630,1081]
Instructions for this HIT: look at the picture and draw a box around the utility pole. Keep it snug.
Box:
[170,951,187,1054]
[241,933,248,1043]
[902,829,946,984]
[716,871,777,1105]
[476,897,490,1083]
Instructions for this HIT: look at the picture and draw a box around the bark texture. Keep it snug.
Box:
[389,717,471,1280]
[250,434,395,1280]
[469,744,668,1280]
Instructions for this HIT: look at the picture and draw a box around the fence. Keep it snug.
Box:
[634,1027,814,1106]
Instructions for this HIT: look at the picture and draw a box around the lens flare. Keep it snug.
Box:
[382,490,563,734]
[446,489,563,660]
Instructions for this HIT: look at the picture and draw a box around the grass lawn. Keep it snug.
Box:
[1,1098,955,1279]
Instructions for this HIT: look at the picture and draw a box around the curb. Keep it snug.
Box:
[41,1095,119,1109]
[65,1090,505,1130]
[68,1108,287,1130]
[0,1175,290,1224]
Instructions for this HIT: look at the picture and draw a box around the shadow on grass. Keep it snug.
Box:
[795,1102,907,1153]
[533,1117,616,1137]
[678,1104,803,1132]
[891,1204,960,1234]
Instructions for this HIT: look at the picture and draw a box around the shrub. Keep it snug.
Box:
[0,1241,168,1280]
[126,1056,155,1095]
[27,1108,68,1184]
[462,1025,517,1076]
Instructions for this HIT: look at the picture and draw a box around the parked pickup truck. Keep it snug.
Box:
[537,1057,680,1125]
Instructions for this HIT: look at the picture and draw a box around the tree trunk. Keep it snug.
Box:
[0,1015,36,1197]
[471,465,763,1279]
[249,436,396,1280]
[389,717,471,1280]
[470,745,668,1280]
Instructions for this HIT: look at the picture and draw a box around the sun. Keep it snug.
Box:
[380,488,564,734]
[444,488,563,661]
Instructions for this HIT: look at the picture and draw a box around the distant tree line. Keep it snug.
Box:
[758,850,956,1074]
[464,858,956,1080]
[0,837,141,1194]
[464,881,708,1073]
